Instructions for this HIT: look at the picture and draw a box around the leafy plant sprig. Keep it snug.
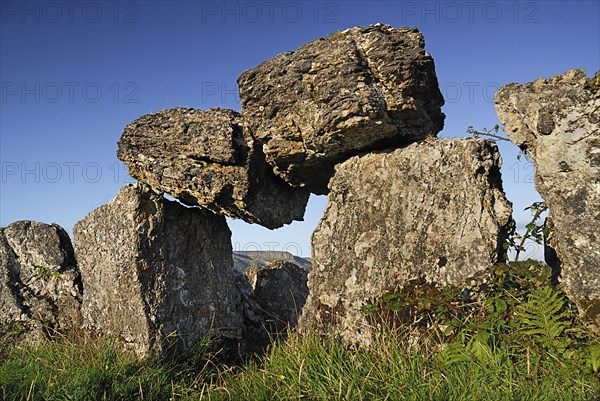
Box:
[467,125,510,142]
[504,201,549,262]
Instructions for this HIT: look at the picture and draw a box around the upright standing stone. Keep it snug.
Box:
[0,221,81,343]
[74,183,243,356]
[495,69,600,333]
[300,138,512,344]
[238,24,445,194]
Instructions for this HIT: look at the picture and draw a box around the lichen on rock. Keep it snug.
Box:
[495,68,600,333]
[74,183,244,356]
[300,138,512,344]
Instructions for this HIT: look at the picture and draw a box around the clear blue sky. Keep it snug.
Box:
[1,0,599,258]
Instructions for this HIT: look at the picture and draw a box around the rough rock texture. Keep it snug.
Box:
[244,260,309,334]
[117,107,309,229]
[495,69,600,333]
[234,272,272,354]
[73,183,243,356]
[238,24,445,194]
[0,221,82,343]
[300,138,512,344]
[234,260,309,354]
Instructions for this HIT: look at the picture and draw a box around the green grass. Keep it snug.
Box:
[1,329,598,401]
[0,335,223,401]
[2,261,599,400]
[216,332,599,401]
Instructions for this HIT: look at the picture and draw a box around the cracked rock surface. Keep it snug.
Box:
[300,138,512,344]
[74,183,243,356]
[496,69,600,333]
[238,24,445,194]
[117,107,309,229]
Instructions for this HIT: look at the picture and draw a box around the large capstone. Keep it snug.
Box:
[73,183,243,356]
[495,69,600,333]
[117,107,309,229]
[238,24,445,194]
[0,221,82,343]
[300,138,512,344]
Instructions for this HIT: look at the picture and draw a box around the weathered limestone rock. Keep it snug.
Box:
[300,138,512,344]
[495,69,600,333]
[238,24,445,194]
[117,107,309,229]
[0,221,81,343]
[73,183,243,356]
[244,260,309,334]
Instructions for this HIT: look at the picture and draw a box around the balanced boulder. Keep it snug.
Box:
[495,69,600,333]
[0,221,82,343]
[300,138,512,344]
[73,183,243,356]
[238,24,445,194]
[117,107,309,229]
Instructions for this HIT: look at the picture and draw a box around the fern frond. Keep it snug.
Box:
[440,343,471,365]
[516,286,570,345]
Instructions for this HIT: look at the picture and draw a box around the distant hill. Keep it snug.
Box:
[233,251,311,273]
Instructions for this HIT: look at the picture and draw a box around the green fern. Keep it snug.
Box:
[516,286,571,347]
[440,336,504,371]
